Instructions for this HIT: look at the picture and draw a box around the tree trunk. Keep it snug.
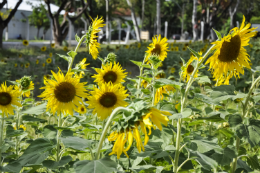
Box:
[54,34,64,46]
[37,27,40,39]
[126,0,141,42]
[141,0,145,31]
[192,0,198,41]
[0,27,4,49]
[229,0,240,29]
[156,0,161,35]
[106,0,110,43]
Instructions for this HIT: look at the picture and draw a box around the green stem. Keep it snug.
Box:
[56,115,62,162]
[174,45,215,173]
[68,35,86,70]
[137,59,146,98]
[152,64,156,106]
[231,75,260,173]
[0,115,4,170]
[95,107,130,160]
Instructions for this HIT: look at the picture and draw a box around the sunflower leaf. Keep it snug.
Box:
[187,47,201,59]
[212,28,222,40]
[75,34,80,42]
[56,54,72,63]
[130,60,143,67]
[67,51,77,59]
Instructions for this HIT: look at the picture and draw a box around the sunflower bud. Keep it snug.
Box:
[20,76,31,90]
[105,53,117,64]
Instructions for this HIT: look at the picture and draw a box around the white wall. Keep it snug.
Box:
[2,9,76,41]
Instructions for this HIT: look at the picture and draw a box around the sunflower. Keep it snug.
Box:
[75,58,89,78]
[205,16,257,85]
[51,43,55,48]
[13,124,26,131]
[0,82,22,117]
[171,47,175,51]
[92,62,127,85]
[138,43,141,49]
[182,46,187,51]
[155,72,166,79]
[169,67,175,74]
[182,52,202,82]
[22,40,29,46]
[25,63,30,68]
[46,58,52,64]
[108,108,170,159]
[36,59,39,65]
[49,53,53,57]
[86,82,128,120]
[142,108,170,131]
[63,46,68,52]
[86,17,105,60]
[141,80,148,88]
[38,69,88,116]
[145,35,168,62]
[42,63,45,67]
[14,63,18,67]
[19,54,22,58]
[77,105,87,114]
[175,47,179,51]
[108,124,144,159]
[20,63,23,67]
[41,46,47,52]
[125,45,129,49]
[154,85,175,105]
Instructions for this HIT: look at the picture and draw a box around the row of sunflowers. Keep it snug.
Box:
[0,16,260,173]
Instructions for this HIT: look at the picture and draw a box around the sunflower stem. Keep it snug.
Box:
[68,35,86,70]
[0,114,5,171]
[231,75,260,173]
[95,107,131,160]
[56,115,62,162]
[137,58,146,98]
[151,64,157,106]
[174,45,215,173]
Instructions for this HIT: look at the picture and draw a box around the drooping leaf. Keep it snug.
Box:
[43,156,72,169]
[74,157,117,173]
[21,103,47,115]
[61,136,93,151]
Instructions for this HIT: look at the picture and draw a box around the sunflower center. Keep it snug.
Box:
[0,92,12,106]
[81,107,85,112]
[103,71,117,83]
[218,35,241,62]
[151,44,161,55]
[187,65,194,74]
[99,92,117,108]
[54,82,76,103]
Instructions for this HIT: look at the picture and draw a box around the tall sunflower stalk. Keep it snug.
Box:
[0,114,4,169]
[230,74,260,173]
[174,45,215,173]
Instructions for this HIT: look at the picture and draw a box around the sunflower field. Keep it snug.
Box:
[0,16,260,173]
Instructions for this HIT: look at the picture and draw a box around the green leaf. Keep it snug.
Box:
[155,78,183,90]
[6,125,25,137]
[43,125,57,139]
[211,147,236,166]
[22,138,56,156]
[21,103,47,115]
[43,156,72,169]
[22,115,47,123]
[56,54,72,63]
[197,76,211,84]
[74,157,117,173]
[191,140,223,153]
[3,162,23,173]
[67,51,77,59]
[75,34,80,42]
[252,95,260,103]
[149,126,173,148]
[141,89,151,95]
[247,155,260,170]
[187,46,201,58]
[212,85,235,95]
[212,28,222,40]
[228,114,242,127]
[61,136,93,151]
[190,151,218,170]
[181,108,192,118]
[237,159,253,172]
[198,113,225,122]
[130,60,143,67]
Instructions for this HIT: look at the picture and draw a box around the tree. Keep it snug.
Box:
[44,0,88,46]
[192,0,198,40]
[0,0,23,49]
[125,0,141,42]
[229,0,240,29]
[28,3,50,39]
[156,0,161,35]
